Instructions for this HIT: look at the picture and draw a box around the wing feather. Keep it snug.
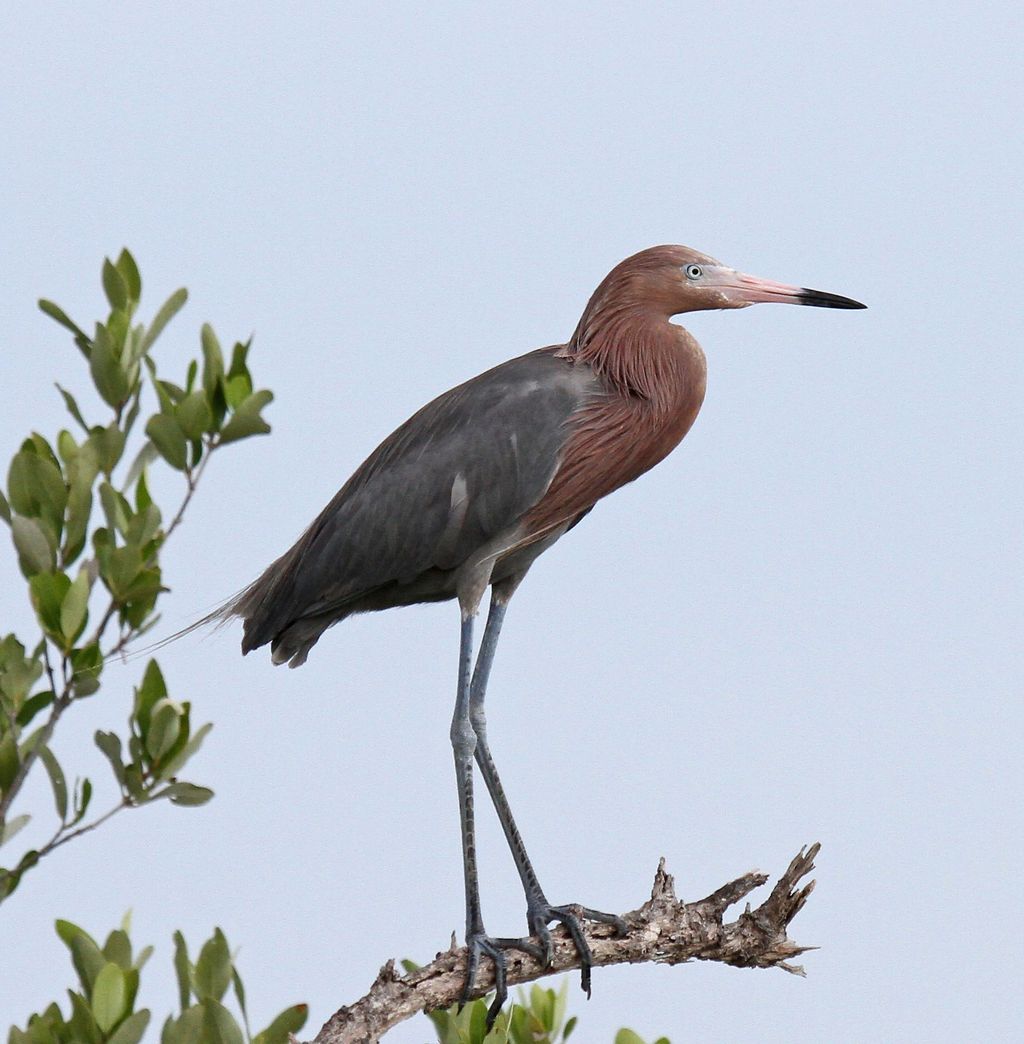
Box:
[234,347,598,654]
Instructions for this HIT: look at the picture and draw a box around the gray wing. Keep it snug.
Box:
[234,347,599,660]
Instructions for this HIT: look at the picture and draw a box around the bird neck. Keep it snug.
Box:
[565,303,700,408]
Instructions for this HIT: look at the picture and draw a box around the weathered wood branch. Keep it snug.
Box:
[308,843,820,1044]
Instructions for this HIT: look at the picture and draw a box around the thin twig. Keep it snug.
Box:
[36,798,132,857]
[162,437,217,546]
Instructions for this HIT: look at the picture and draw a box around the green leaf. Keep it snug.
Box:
[11,514,55,575]
[253,1004,309,1044]
[69,988,104,1044]
[90,324,130,408]
[126,502,162,547]
[107,1010,151,1044]
[550,980,568,1037]
[71,643,103,698]
[91,961,127,1033]
[163,781,214,806]
[0,730,19,791]
[140,288,188,354]
[159,721,212,778]
[133,468,153,513]
[123,386,143,434]
[39,299,92,354]
[0,813,30,847]
[57,427,79,465]
[103,927,133,969]
[231,968,249,1036]
[29,431,62,470]
[132,659,168,736]
[103,544,143,599]
[56,383,90,432]
[6,454,33,516]
[223,374,252,411]
[218,390,274,444]
[99,481,132,537]
[56,919,106,995]
[8,446,68,525]
[107,308,130,354]
[16,688,54,727]
[200,999,245,1044]
[155,377,186,408]
[135,943,154,972]
[124,442,159,495]
[146,414,189,471]
[61,569,91,646]
[70,776,93,825]
[192,929,232,1002]
[95,730,126,787]
[165,1005,204,1044]
[146,699,182,763]
[0,489,9,525]
[226,339,251,376]
[63,478,93,563]
[39,744,68,820]
[172,931,192,1012]
[88,423,127,476]
[121,764,148,804]
[103,259,130,312]
[125,965,142,1016]
[468,1001,488,1042]
[176,390,213,440]
[563,1015,578,1040]
[530,984,554,1031]
[121,565,162,609]
[223,340,253,409]
[0,635,43,703]
[115,249,142,303]
[614,1032,647,1044]
[200,325,224,395]
[29,571,71,635]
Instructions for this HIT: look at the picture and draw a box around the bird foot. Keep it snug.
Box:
[520,900,627,998]
[462,902,627,1030]
[461,928,545,1028]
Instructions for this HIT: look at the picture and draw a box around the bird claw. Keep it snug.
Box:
[524,900,628,998]
[461,930,520,1029]
[462,903,627,1029]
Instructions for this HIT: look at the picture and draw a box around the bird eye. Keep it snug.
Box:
[685,264,703,280]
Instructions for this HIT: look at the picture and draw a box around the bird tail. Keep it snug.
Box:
[103,585,249,667]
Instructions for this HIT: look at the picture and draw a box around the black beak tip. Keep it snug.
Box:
[799,287,867,310]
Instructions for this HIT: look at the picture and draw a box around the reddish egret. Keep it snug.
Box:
[223,246,864,1021]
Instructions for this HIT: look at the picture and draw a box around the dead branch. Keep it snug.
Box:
[307,843,820,1044]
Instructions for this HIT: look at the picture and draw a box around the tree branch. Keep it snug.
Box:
[309,843,821,1044]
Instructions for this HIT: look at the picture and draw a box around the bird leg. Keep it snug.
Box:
[451,612,516,1026]
[466,590,627,1008]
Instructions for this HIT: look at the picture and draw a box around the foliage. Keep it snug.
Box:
[7,916,307,1044]
[0,249,273,902]
[409,969,672,1044]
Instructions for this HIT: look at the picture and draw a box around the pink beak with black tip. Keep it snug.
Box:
[702,266,866,310]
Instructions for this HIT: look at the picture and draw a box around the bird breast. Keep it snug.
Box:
[522,329,707,537]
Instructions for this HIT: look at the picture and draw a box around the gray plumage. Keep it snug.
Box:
[230,346,600,666]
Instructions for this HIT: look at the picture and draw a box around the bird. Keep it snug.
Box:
[220,245,864,1023]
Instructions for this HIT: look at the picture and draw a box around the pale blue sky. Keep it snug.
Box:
[2,3,1021,1041]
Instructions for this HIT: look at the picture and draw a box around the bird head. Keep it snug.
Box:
[613,245,866,315]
